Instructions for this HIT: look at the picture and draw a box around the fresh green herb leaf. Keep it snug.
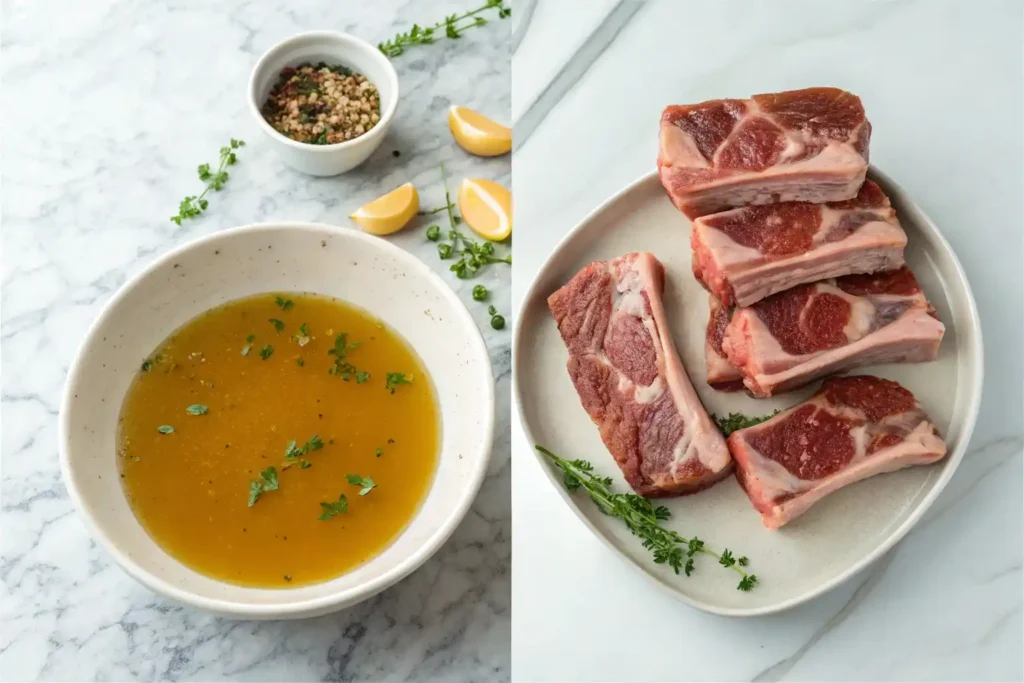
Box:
[157,425,175,434]
[299,460,312,469]
[248,466,279,507]
[241,333,255,356]
[378,0,511,57]
[431,163,511,283]
[426,225,442,241]
[259,345,274,360]
[186,404,208,416]
[487,305,497,316]
[712,410,781,437]
[284,434,322,461]
[738,575,759,591]
[328,332,365,380]
[537,445,757,592]
[384,372,413,394]
[318,494,349,520]
[355,371,371,384]
[293,322,311,347]
[346,473,377,496]
[170,139,245,225]
[275,296,294,311]
[269,318,285,332]
[472,285,488,301]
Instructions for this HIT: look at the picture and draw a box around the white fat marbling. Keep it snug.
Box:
[511,1,1022,681]
[1,1,510,681]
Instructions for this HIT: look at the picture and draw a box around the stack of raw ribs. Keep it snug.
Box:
[548,88,949,529]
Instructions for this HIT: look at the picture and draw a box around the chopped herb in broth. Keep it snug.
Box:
[385,372,414,393]
[117,292,440,587]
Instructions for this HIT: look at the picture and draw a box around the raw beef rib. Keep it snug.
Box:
[692,180,906,307]
[658,87,871,218]
[721,267,945,397]
[705,295,744,391]
[548,252,732,496]
[728,375,947,528]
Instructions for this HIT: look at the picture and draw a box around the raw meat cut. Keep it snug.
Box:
[547,252,732,496]
[692,180,906,307]
[705,295,744,391]
[728,375,947,528]
[721,267,945,397]
[658,87,871,218]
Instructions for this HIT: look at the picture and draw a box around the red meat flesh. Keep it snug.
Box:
[728,375,946,528]
[548,253,732,496]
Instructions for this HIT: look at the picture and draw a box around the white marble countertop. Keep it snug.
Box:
[511,1,1022,681]
[1,1,510,681]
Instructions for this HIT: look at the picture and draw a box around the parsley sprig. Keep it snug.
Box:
[385,372,413,393]
[248,467,279,507]
[712,410,780,437]
[171,139,244,225]
[284,435,324,460]
[327,333,368,382]
[378,0,511,57]
[537,446,757,591]
[346,473,377,496]
[318,494,348,520]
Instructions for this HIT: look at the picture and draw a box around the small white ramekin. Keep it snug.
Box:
[248,31,399,177]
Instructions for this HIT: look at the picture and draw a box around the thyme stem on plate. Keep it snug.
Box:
[537,445,757,591]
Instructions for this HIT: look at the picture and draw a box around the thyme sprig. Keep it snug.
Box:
[431,163,511,279]
[378,0,511,57]
[537,446,757,591]
[171,139,244,225]
[712,410,780,437]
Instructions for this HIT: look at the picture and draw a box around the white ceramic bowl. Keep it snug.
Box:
[248,32,399,176]
[60,223,494,618]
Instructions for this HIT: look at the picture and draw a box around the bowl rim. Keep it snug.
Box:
[59,221,495,618]
[247,30,400,154]
[511,166,984,617]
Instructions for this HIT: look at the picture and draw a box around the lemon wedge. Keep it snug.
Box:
[448,106,512,157]
[458,178,512,241]
[350,182,419,235]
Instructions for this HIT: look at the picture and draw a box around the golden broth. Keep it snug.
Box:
[117,292,440,587]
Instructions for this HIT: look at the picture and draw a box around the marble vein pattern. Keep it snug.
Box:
[1,1,511,681]
[510,1,1023,681]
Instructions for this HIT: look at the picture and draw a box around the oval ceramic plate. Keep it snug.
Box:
[513,168,982,616]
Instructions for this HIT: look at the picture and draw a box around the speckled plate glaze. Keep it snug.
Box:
[513,168,983,616]
[60,223,494,619]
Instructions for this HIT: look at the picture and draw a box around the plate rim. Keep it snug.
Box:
[512,167,984,617]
